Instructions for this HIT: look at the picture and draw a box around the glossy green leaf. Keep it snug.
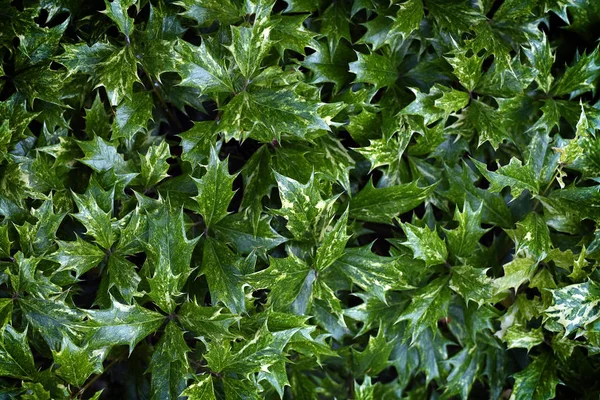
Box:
[400,223,448,266]
[397,276,452,343]
[510,352,558,400]
[201,238,245,314]
[193,147,237,228]
[111,92,153,141]
[443,203,489,258]
[182,374,216,400]
[349,51,397,89]
[145,202,199,312]
[546,281,600,335]
[148,322,190,400]
[46,237,105,279]
[52,336,103,387]
[72,189,116,250]
[350,180,436,224]
[83,299,164,351]
[0,326,36,380]
[274,172,337,241]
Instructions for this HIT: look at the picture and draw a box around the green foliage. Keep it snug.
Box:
[0,0,599,398]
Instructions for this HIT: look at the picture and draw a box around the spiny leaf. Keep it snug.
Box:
[352,326,393,376]
[72,189,116,250]
[510,352,559,400]
[182,374,216,400]
[551,48,600,97]
[450,265,494,307]
[46,237,105,279]
[397,276,452,343]
[400,223,448,267]
[315,208,350,271]
[219,88,329,142]
[332,244,410,304]
[145,202,199,312]
[250,254,315,315]
[443,203,489,258]
[102,0,135,38]
[273,172,337,241]
[0,326,36,380]
[193,147,237,228]
[52,336,103,387]
[83,299,164,351]
[176,40,234,94]
[201,238,245,314]
[545,281,600,335]
[349,51,397,89]
[349,180,436,224]
[148,322,190,400]
[473,158,539,198]
[111,91,153,141]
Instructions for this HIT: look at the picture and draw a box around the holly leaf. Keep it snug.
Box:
[72,189,116,250]
[182,375,216,400]
[506,213,552,260]
[83,299,164,351]
[523,33,555,93]
[450,265,494,307]
[0,326,36,380]
[270,15,315,55]
[545,281,600,335]
[145,202,200,312]
[467,100,510,149]
[400,223,448,267]
[332,244,411,303]
[97,47,139,106]
[102,0,135,38]
[219,88,329,142]
[273,172,337,241]
[352,326,393,376]
[46,237,105,279]
[178,301,238,340]
[227,23,273,79]
[390,0,423,38]
[201,237,245,314]
[52,336,103,387]
[250,254,315,314]
[315,208,350,271]
[19,298,84,350]
[473,158,539,198]
[193,147,237,228]
[551,48,600,97]
[349,51,397,89]
[302,41,354,91]
[214,213,287,255]
[443,203,489,258]
[442,346,482,399]
[355,134,411,172]
[349,180,436,224]
[111,91,153,141]
[176,40,234,94]
[77,136,127,173]
[148,322,190,400]
[397,276,452,343]
[139,141,171,189]
[174,0,242,27]
[319,2,352,55]
[510,352,559,400]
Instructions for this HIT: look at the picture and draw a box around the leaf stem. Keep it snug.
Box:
[532,168,560,212]
[72,357,120,399]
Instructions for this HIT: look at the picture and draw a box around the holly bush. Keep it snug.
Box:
[1,0,600,398]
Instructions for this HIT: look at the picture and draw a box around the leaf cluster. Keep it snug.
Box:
[1,0,600,399]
